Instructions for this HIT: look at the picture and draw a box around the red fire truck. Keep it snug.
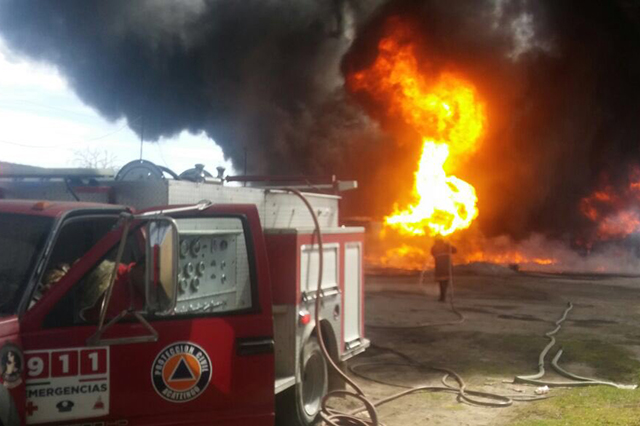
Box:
[0,161,368,426]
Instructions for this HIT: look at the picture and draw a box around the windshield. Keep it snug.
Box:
[0,213,53,316]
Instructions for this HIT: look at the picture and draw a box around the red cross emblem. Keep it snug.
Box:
[26,401,38,416]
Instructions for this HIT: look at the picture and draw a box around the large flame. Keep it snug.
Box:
[347,19,486,236]
[385,141,478,236]
[346,20,562,273]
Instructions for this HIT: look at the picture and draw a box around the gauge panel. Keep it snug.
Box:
[176,232,240,313]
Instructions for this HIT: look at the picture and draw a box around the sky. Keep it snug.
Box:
[0,39,234,175]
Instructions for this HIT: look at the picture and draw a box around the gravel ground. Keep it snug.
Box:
[335,269,640,426]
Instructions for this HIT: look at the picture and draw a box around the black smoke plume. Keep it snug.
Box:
[1,0,640,244]
[0,0,383,173]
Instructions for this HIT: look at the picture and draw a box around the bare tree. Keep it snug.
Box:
[72,147,119,169]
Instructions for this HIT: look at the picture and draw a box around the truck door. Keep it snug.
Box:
[19,206,275,426]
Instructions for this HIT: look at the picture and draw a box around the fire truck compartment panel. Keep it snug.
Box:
[265,228,365,359]
[174,217,252,314]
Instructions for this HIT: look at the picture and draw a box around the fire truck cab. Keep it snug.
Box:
[0,161,368,426]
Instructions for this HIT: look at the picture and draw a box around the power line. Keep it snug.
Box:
[0,138,65,149]
[154,142,171,169]
[85,118,139,142]
[0,99,105,121]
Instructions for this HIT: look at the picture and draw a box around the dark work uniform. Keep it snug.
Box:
[431,240,457,302]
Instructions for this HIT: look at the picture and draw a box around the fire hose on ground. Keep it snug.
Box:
[514,302,637,390]
[345,243,547,413]
[285,189,635,426]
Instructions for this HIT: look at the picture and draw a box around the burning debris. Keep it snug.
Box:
[579,166,640,247]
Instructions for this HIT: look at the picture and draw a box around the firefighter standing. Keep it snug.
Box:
[431,237,457,302]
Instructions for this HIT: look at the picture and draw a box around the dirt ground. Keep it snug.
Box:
[338,267,640,426]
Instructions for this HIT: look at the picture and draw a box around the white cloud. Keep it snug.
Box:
[0,40,234,176]
[0,41,67,92]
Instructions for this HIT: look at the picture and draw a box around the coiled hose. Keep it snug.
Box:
[349,344,546,411]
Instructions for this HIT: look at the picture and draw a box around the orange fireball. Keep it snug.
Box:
[347,19,486,236]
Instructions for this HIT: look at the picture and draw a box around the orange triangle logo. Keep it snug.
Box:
[162,354,201,391]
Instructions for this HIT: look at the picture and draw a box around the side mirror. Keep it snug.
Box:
[145,219,179,314]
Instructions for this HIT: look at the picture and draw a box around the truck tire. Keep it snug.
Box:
[276,336,328,426]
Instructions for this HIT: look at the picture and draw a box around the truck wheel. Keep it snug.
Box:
[276,336,328,426]
[299,336,328,423]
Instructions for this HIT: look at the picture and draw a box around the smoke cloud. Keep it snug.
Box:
[0,0,383,174]
[1,0,640,246]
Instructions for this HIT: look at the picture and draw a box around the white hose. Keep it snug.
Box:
[515,302,637,389]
